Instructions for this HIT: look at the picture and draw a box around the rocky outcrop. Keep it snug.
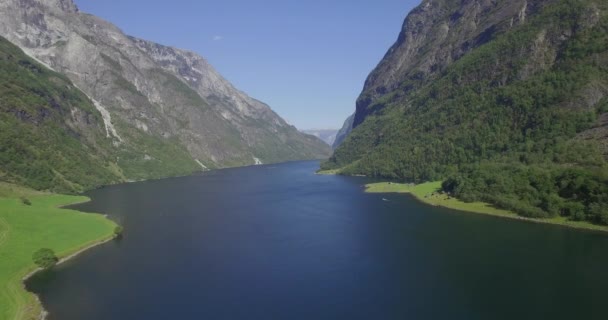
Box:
[0,0,330,182]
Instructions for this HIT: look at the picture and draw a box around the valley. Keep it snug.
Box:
[0,0,607,319]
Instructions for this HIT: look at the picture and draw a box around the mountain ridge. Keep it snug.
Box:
[325,0,608,224]
[0,0,330,191]
[301,129,338,146]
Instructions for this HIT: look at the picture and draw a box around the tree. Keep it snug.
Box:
[21,197,31,206]
[32,248,58,270]
[114,225,124,238]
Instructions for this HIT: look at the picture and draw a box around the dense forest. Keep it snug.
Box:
[323,0,608,224]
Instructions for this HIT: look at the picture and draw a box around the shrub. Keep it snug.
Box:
[114,225,124,237]
[32,248,58,270]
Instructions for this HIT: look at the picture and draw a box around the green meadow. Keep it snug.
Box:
[365,181,608,233]
[0,183,116,320]
[315,168,342,175]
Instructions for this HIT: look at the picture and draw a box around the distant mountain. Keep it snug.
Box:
[302,129,338,146]
[332,113,354,149]
[0,0,331,192]
[323,0,608,224]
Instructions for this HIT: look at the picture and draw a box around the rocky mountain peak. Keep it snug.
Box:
[353,0,550,128]
[28,0,79,13]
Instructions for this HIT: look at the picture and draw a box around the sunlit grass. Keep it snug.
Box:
[365,181,608,232]
[315,168,342,175]
[0,184,116,320]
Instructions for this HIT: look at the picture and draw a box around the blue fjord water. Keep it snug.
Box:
[27,161,608,319]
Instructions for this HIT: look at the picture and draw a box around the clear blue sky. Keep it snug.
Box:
[74,0,420,130]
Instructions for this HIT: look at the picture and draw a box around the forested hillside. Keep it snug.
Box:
[323,0,608,224]
[0,36,125,192]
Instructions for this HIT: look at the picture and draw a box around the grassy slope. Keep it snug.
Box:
[365,181,608,232]
[0,183,116,320]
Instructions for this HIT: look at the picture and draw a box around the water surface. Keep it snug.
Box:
[28,161,608,319]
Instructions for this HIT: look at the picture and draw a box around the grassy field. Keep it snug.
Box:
[0,183,117,320]
[365,181,608,233]
[315,168,342,175]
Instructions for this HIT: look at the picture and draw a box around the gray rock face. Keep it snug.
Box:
[353,0,550,128]
[301,129,338,146]
[0,0,330,172]
[332,113,354,149]
[335,0,549,145]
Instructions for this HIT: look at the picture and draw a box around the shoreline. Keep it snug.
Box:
[22,234,116,282]
[319,170,608,233]
[94,159,328,191]
[5,160,331,320]
[365,182,608,234]
[0,192,118,320]
[22,196,117,320]
[21,235,116,320]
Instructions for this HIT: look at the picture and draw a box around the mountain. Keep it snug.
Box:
[323,0,608,224]
[301,129,338,146]
[332,113,354,149]
[0,0,331,192]
[0,36,124,192]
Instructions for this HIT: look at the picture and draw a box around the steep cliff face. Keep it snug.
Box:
[332,113,354,149]
[324,0,608,222]
[353,0,556,127]
[0,0,330,186]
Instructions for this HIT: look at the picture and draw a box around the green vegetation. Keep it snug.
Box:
[114,225,124,237]
[442,163,608,222]
[0,183,116,320]
[0,36,123,193]
[32,248,58,270]
[0,40,127,319]
[0,36,214,193]
[152,68,209,106]
[366,182,608,232]
[0,182,46,199]
[316,168,342,175]
[325,0,608,226]
[1,32,330,194]
[366,181,516,217]
[246,117,331,164]
[113,118,201,181]
[20,198,31,206]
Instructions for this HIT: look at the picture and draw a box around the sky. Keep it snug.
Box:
[74,0,420,130]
